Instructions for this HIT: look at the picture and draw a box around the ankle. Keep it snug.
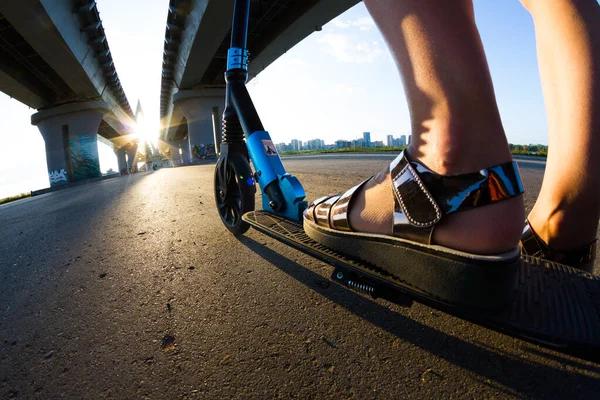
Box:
[433,196,525,254]
[528,207,599,250]
[407,124,512,175]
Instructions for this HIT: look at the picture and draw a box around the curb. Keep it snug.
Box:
[31,173,122,196]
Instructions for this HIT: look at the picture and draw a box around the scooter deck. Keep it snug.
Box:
[243,211,600,361]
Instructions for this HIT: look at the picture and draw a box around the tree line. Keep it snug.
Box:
[509,143,548,156]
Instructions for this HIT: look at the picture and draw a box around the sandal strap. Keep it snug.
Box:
[306,151,524,245]
[390,152,442,227]
[305,193,339,226]
[314,194,341,228]
[390,150,525,244]
[521,220,597,267]
[304,178,371,231]
[330,178,372,231]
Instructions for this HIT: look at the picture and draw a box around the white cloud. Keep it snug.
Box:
[331,16,375,31]
[331,18,350,29]
[317,34,384,64]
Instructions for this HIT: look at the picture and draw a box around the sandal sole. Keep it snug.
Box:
[304,217,521,309]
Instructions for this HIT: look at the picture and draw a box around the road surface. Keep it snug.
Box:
[0,155,598,399]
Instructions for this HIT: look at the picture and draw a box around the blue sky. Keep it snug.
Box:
[0,1,547,198]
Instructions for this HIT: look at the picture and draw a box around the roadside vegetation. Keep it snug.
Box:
[0,192,31,206]
[280,146,403,156]
[508,144,548,157]
[279,144,548,158]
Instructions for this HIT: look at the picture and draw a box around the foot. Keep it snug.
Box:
[348,163,525,255]
[523,215,597,273]
[303,150,525,308]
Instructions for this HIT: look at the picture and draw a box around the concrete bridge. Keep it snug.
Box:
[159,0,360,163]
[0,0,137,186]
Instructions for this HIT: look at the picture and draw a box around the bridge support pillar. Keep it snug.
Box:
[168,138,192,165]
[31,101,111,187]
[173,89,224,160]
[114,147,128,175]
[114,142,138,174]
[125,143,139,173]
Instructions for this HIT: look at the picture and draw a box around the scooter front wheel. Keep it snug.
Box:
[214,154,255,236]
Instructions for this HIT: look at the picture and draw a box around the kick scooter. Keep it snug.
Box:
[214,0,600,362]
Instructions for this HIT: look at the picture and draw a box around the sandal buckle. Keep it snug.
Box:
[391,151,441,228]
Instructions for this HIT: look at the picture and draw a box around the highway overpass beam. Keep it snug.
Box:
[31,101,111,187]
[173,89,224,159]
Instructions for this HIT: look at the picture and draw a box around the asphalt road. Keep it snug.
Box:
[1,156,598,399]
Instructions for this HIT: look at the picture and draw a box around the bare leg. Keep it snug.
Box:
[521,0,600,258]
[352,0,524,254]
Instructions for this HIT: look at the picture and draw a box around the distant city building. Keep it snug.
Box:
[290,139,301,151]
[276,142,292,152]
[352,139,365,148]
[305,138,325,150]
[387,134,394,147]
[336,140,351,149]
[363,132,371,147]
[273,132,406,153]
[383,134,410,148]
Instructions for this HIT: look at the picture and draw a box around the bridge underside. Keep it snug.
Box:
[0,10,131,150]
[99,120,120,141]
[200,0,333,87]
[161,0,360,111]
[0,12,75,108]
[172,116,188,141]
[161,0,359,146]
[0,1,134,141]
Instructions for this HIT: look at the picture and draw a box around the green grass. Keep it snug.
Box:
[279,146,405,156]
[0,192,31,205]
[279,146,548,158]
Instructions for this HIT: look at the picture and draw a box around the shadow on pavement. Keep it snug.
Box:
[239,236,600,398]
[0,171,155,298]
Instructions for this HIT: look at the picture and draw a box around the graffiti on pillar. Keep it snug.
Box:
[69,135,101,181]
[193,143,216,160]
[206,143,216,158]
[193,144,205,159]
[49,169,68,185]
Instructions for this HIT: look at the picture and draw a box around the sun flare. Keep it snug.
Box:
[134,113,158,146]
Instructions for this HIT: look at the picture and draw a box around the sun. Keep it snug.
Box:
[134,113,158,146]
